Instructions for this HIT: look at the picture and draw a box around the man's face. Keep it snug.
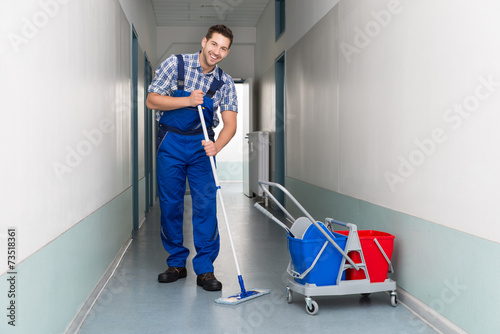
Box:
[200,32,231,69]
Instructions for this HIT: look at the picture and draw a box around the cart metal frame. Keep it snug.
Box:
[257,181,398,315]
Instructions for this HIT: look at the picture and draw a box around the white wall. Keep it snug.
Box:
[337,0,500,243]
[254,0,340,178]
[255,0,339,77]
[119,0,157,65]
[0,0,133,274]
[284,0,340,49]
[286,5,340,191]
[256,0,500,244]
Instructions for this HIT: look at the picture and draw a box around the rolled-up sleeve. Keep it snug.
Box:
[148,55,177,96]
[219,77,238,113]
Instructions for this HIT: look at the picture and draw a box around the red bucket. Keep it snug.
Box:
[337,230,395,283]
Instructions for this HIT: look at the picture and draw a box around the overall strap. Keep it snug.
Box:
[206,67,224,98]
[175,54,185,90]
[177,54,224,97]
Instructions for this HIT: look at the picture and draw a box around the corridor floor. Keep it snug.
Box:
[78,182,437,334]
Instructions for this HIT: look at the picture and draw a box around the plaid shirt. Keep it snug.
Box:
[148,52,238,127]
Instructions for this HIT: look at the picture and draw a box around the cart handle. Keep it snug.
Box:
[258,181,359,270]
[257,181,297,223]
[258,180,316,224]
[254,203,295,237]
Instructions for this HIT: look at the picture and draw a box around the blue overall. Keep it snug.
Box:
[156,55,224,276]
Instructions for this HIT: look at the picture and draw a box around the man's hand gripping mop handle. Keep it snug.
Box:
[197,105,247,294]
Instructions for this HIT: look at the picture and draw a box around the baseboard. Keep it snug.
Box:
[397,287,468,334]
[65,236,133,334]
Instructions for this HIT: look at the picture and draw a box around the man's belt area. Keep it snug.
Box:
[159,123,215,139]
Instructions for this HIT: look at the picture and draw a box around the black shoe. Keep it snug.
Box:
[197,272,222,291]
[158,266,187,283]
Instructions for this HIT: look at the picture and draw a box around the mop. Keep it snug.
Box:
[197,105,270,305]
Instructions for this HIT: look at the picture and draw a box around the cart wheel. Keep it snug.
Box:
[361,293,371,297]
[305,300,319,315]
[390,292,398,307]
[286,287,293,304]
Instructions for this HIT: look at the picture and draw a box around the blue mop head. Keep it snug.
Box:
[215,289,270,305]
[216,275,270,305]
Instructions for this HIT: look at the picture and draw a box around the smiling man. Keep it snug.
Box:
[146,25,238,291]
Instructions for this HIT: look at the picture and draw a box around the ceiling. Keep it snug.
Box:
[151,0,271,27]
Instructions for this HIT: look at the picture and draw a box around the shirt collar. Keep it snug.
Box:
[192,51,220,79]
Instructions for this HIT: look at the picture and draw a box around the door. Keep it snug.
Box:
[275,53,286,204]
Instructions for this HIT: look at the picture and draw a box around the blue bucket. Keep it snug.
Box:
[287,223,347,286]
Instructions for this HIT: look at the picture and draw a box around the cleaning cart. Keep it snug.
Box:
[255,181,398,315]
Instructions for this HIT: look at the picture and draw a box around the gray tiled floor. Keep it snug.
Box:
[78,182,437,334]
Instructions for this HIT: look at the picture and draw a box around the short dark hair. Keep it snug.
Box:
[206,24,234,49]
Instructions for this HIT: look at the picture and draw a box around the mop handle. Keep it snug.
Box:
[197,105,242,277]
